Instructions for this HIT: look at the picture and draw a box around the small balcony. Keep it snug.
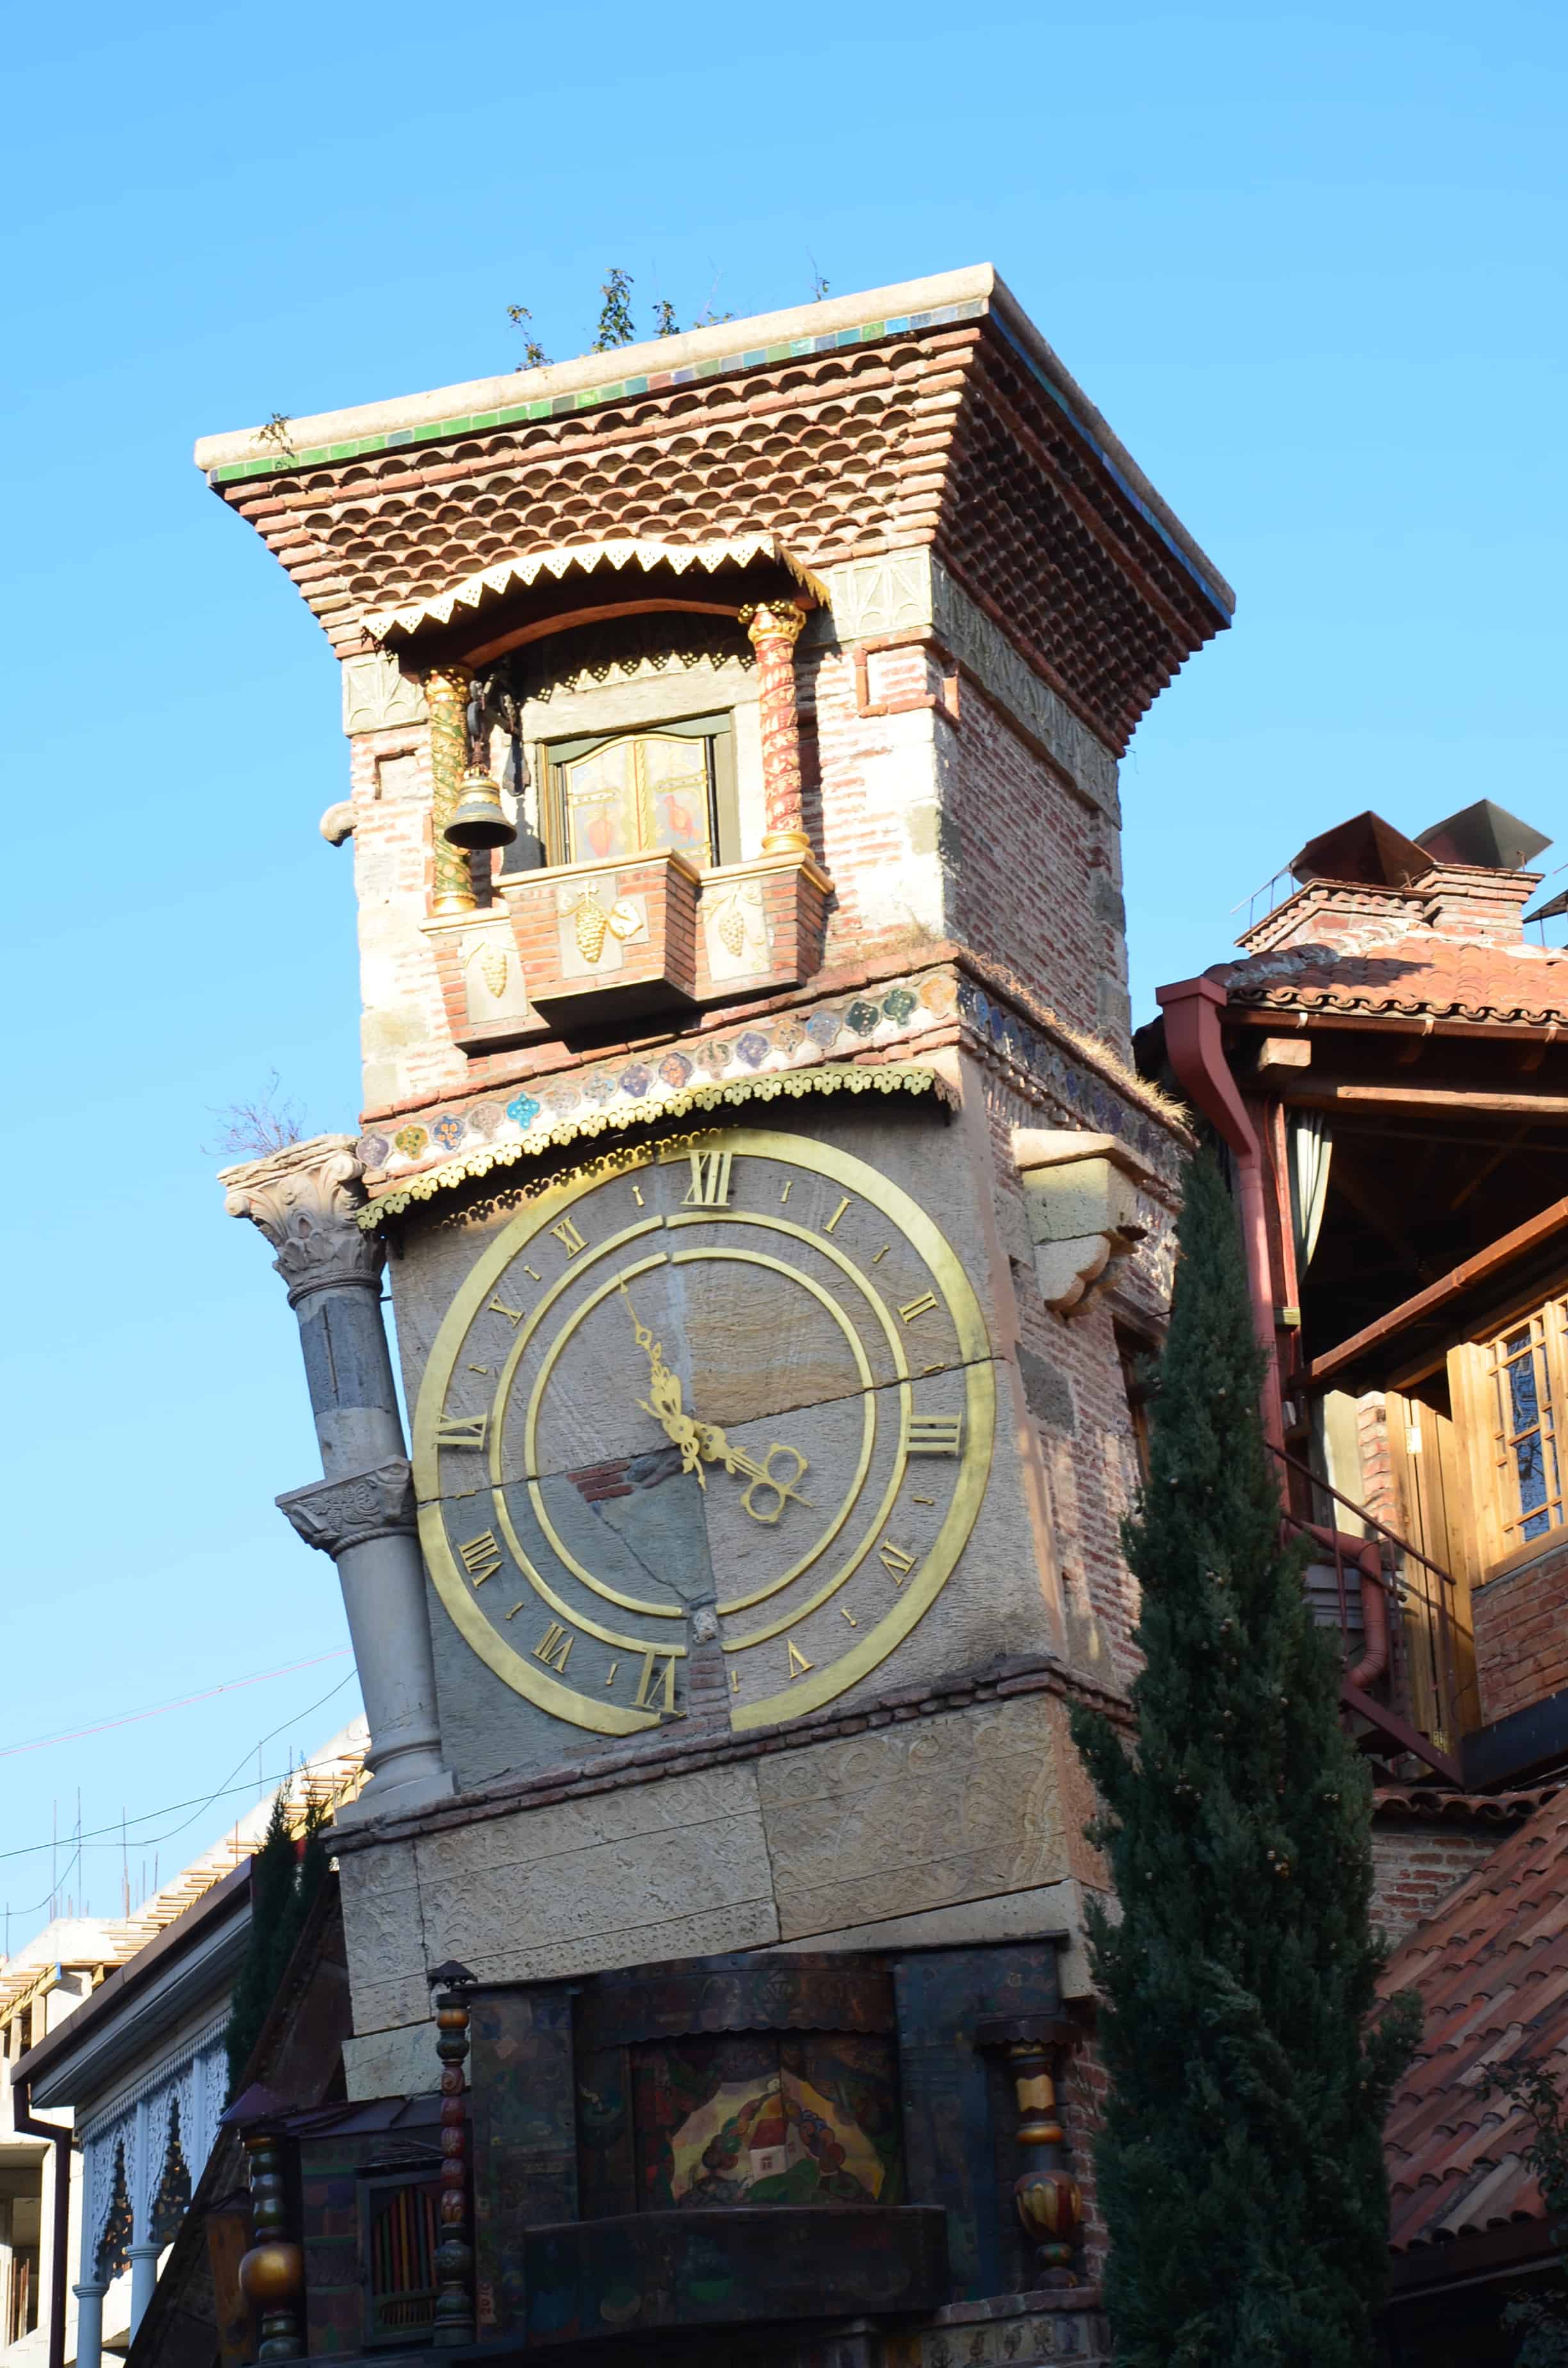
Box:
[429,849,833,1041]
[506,848,702,1028]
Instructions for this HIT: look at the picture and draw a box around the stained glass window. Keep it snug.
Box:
[543,716,735,871]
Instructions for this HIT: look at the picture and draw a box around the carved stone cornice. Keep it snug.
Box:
[222,1135,386,1305]
[277,1460,417,1556]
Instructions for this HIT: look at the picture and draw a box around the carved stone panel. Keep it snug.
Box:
[341,653,428,736]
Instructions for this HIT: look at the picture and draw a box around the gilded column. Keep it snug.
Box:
[740,600,809,853]
[425,664,476,913]
[1007,2037,1083,2283]
[224,1136,454,1823]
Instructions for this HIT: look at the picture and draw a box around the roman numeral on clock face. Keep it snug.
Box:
[909,1415,963,1455]
[682,1149,733,1206]
[898,1292,939,1324]
[878,1540,916,1584]
[437,1414,489,1451]
[632,1648,677,1712]
[457,1530,503,1585]
[534,1621,573,1673]
[551,1218,587,1256]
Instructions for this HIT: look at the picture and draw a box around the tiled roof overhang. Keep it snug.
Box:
[1219,940,1568,1028]
[1380,1788,1568,2266]
[195,266,1232,758]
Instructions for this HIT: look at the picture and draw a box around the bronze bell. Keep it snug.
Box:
[445,766,518,850]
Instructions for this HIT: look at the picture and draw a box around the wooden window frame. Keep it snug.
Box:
[1114,1321,1159,1490]
[503,712,739,878]
[1451,1285,1568,1580]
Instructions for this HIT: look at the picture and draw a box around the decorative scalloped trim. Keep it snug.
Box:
[358,1062,951,1226]
[364,533,832,646]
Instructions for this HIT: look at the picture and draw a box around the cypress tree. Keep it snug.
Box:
[1068,1155,1419,2368]
[224,1793,332,2099]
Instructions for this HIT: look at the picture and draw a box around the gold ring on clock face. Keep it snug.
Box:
[411,1127,995,1736]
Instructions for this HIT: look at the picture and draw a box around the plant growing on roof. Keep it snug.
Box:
[204,1069,305,1160]
[505,304,550,368]
[1069,1153,1419,2368]
[592,266,636,350]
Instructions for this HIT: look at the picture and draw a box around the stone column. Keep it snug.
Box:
[73,2281,108,2368]
[223,1137,454,1823]
[740,600,809,853]
[425,664,476,915]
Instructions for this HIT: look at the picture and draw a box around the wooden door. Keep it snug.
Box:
[1385,1392,1479,1740]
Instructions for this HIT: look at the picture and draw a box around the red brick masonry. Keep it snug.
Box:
[1471,1536,1568,1727]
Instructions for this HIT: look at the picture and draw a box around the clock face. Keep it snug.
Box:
[411,1126,994,1736]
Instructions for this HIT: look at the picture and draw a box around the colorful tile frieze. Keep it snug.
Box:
[208,303,987,488]
[355,966,1181,1222]
[956,978,1179,1177]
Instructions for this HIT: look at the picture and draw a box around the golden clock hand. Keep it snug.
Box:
[621,1284,706,1484]
[698,1424,815,1525]
[617,1287,810,1517]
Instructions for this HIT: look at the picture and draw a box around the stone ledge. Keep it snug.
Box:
[331,1650,1132,1854]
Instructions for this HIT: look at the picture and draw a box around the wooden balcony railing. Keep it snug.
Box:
[1268,1443,1473,1785]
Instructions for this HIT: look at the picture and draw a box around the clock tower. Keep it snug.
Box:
[204,266,1230,2345]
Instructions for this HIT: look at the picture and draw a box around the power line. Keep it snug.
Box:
[0,1672,359,1886]
[1,1778,295,1925]
[0,1650,352,1761]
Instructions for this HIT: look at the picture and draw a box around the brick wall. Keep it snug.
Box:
[978,1067,1177,1694]
[1472,1538,1568,1726]
[1355,1394,1397,1529]
[1369,1822,1505,1948]
[1059,2021,1109,2284]
[940,687,1129,1058]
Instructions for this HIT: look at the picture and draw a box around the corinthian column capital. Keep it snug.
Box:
[277,1459,417,1556]
[222,1134,385,1306]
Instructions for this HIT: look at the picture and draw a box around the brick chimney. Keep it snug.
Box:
[1238,864,1542,958]
[1413,861,1540,944]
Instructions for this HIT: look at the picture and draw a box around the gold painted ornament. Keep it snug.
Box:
[238,2241,304,2303]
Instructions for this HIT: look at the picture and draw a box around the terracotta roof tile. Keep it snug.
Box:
[1373,1782,1560,1827]
[1220,937,1568,1026]
[1380,1791,1568,2251]
[200,290,1230,756]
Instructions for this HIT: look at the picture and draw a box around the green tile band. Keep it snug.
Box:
[206,301,985,486]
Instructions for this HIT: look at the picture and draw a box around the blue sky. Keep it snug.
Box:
[1,0,1562,1925]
